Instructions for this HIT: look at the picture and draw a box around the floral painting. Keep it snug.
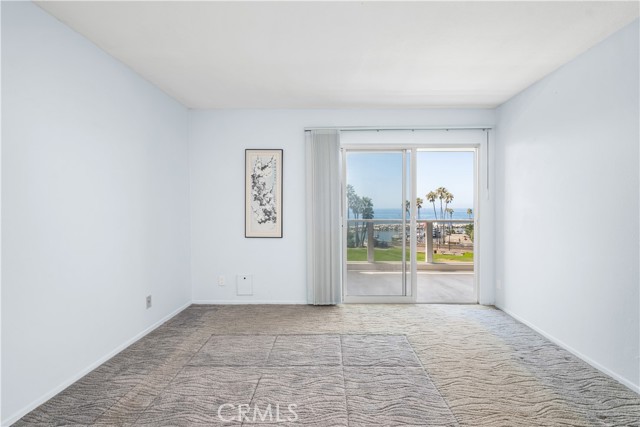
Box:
[245,149,283,237]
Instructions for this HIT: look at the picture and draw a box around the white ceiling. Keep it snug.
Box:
[36,1,639,109]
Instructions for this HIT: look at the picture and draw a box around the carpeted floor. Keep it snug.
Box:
[14,304,640,426]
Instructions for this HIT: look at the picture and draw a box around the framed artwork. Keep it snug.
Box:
[245,149,283,238]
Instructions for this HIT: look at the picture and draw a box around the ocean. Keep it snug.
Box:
[347,207,473,243]
[357,207,474,221]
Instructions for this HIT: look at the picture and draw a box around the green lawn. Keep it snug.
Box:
[433,252,474,262]
[347,247,473,263]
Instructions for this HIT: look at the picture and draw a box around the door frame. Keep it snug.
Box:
[341,143,481,304]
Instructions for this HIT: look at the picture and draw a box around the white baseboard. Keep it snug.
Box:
[192,300,307,305]
[2,301,192,427]
[498,305,640,394]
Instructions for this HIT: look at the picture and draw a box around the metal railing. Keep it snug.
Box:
[346,218,474,264]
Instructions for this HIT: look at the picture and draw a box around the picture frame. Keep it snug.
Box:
[245,149,283,238]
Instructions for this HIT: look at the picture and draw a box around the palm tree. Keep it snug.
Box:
[416,197,423,219]
[444,191,454,217]
[446,208,454,249]
[346,185,357,219]
[426,191,438,247]
[360,197,374,246]
[436,188,453,245]
[426,191,437,219]
[347,185,366,246]
[362,197,374,219]
[436,187,446,244]
[467,208,473,219]
[444,191,454,246]
[436,187,447,221]
[354,197,366,246]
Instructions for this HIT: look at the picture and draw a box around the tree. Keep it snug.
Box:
[427,191,438,218]
[346,185,375,247]
[346,185,362,246]
[444,191,454,219]
[416,197,423,219]
[446,208,454,250]
[426,188,455,246]
[352,197,364,246]
[464,224,474,242]
[361,197,374,219]
[436,187,447,245]
[446,207,454,220]
[465,208,473,246]
[426,191,439,247]
[435,187,454,245]
[444,191,454,246]
[346,185,357,219]
[359,197,374,247]
[436,187,447,222]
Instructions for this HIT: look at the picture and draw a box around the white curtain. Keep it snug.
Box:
[306,130,342,305]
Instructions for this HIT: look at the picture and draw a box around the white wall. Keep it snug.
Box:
[495,20,639,391]
[189,109,495,304]
[1,2,191,423]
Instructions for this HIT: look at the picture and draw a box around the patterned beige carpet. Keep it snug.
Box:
[14,304,640,426]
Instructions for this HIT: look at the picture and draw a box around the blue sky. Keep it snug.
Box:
[346,151,474,209]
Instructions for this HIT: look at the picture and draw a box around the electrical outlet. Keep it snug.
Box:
[237,274,253,296]
[146,295,152,309]
[218,275,225,286]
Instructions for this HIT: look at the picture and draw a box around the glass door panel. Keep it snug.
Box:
[344,151,412,298]
[415,150,476,303]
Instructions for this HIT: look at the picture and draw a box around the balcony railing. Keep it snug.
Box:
[346,219,474,266]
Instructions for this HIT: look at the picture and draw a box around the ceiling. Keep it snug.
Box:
[36,1,639,109]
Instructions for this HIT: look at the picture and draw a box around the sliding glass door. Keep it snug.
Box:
[342,147,477,303]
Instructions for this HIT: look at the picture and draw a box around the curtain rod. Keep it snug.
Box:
[304,126,492,132]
